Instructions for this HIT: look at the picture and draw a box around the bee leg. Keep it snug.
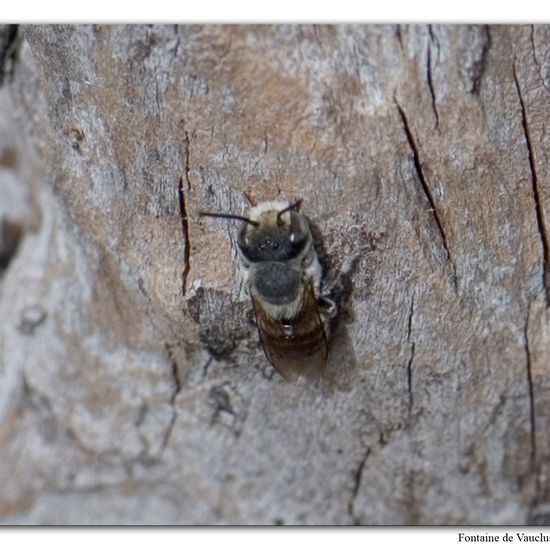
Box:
[246,308,257,326]
[237,261,252,300]
[318,295,337,318]
[321,272,337,293]
[323,256,359,294]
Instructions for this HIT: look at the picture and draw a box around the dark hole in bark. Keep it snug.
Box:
[0,218,23,270]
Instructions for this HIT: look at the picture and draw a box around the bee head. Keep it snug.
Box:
[236,201,311,263]
[200,200,310,263]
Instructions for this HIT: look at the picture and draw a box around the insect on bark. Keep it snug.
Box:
[199,200,336,381]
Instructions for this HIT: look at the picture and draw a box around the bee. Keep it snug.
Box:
[199,200,335,381]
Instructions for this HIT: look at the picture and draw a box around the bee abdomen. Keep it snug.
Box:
[272,324,325,357]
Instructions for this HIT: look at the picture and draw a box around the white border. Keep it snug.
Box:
[2,0,550,23]
[4,527,550,550]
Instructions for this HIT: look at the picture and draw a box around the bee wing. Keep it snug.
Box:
[251,282,328,381]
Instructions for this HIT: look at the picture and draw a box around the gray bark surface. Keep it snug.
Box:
[0,24,549,525]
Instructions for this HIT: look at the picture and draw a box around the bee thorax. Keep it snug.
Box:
[252,262,302,305]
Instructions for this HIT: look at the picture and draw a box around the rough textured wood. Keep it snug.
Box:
[0,24,549,525]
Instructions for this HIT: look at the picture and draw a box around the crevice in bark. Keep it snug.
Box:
[406,292,415,413]
[184,131,192,191]
[406,343,415,414]
[513,63,550,306]
[395,25,404,50]
[208,385,235,418]
[171,25,181,61]
[202,357,213,379]
[470,26,491,95]
[480,26,492,91]
[177,175,191,296]
[159,345,183,455]
[523,304,537,466]
[176,131,193,296]
[396,102,457,288]
[0,25,19,87]
[207,382,247,437]
[347,447,370,525]
[426,47,439,129]
[406,293,415,340]
[0,218,23,271]
[426,28,440,129]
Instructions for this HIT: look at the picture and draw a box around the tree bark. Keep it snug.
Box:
[0,24,549,525]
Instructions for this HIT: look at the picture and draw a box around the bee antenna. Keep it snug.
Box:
[276,199,302,225]
[199,211,260,227]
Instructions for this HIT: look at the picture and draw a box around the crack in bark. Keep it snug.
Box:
[155,81,161,112]
[159,345,183,455]
[170,355,182,400]
[348,447,370,525]
[0,25,19,87]
[426,46,439,129]
[513,63,550,306]
[465,25,491,95]
[395,25,404,50]
[406,343,416,414]
[406,293,415,340]
[177,175,191,296]
[406,293,416,412]
[184,131,192,191]
[476,26,491,95]
[0,218,23,271]
[396,103,457,288]
[176,132,193,296]
[202,356,213,379]
[479,26,491,94]
[171,25,181,61]
[207,382,247,437]
[523,304,537,465]
[426,27,440,129]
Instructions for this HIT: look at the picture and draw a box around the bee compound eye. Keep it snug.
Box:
[289,232,297,243]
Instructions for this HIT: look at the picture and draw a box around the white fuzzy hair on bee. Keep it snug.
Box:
[199,199,335,381]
